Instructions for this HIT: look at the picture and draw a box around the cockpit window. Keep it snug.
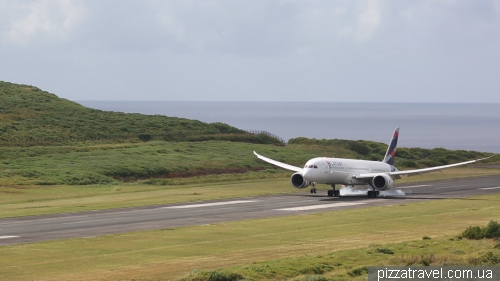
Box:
[313,165,318,168]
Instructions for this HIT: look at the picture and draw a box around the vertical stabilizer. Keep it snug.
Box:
[383,127,399,166]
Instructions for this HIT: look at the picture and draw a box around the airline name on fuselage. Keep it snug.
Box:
[325,160,344,169]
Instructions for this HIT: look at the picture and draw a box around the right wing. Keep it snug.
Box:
[253,151,302,172]
[388,156,493,177]
[355,155,493,180]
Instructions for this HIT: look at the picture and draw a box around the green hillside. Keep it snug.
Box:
[0,81,282,145]
[0,81,496,186]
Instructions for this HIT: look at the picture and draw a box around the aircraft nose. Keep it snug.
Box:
[303,168,312,181]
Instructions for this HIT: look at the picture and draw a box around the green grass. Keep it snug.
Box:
[0,81,231,139]
[0,141,323,185]
[0,82,218,139]
[179,238,500,281]
[1,139,497,186]
[0,175,291,218]
[0,140,373,185]
[1,193,500,281]
[0,141,308,185]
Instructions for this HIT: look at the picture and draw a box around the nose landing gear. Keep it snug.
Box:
[310,182,317,193]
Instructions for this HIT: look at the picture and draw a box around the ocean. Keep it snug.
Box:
[78,101,500,153]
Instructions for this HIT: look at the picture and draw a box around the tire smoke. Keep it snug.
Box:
[339,186,409,196]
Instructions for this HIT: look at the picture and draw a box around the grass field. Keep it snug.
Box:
[3,81,500,280]
[1,191,500,280]
[1,167,500,219]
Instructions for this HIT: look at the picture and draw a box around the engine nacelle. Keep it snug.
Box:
[291,172,310,189]
[371,174,394,191]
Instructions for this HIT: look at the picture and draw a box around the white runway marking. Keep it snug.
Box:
[398,185,431,189]
[163,200,258,209]
[0,235,19,239]
[275,202,365,211]
[435,184,470,190]
[63,218,122,225]
[480,186,500,190]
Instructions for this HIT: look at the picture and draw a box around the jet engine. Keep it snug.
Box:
[371,174,394,191]
[291,172,310,189]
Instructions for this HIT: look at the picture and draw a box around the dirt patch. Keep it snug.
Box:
[0,190,22,194]
[473,164,500,169]
[0,185,42,189]
[114,167,273,182]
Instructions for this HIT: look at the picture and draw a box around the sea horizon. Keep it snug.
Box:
[78,101,500,153]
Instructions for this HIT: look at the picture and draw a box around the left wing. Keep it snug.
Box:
[356,156,493,179]
[253,151,302,172]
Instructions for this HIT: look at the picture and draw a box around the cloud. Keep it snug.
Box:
[357,0,381,40]
[152,0,300,56]
[1,0,87,46]
[151,1,384,56]
[2,0,498,54]
[0,1,499,102]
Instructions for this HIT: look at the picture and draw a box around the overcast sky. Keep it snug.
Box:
[1,0,499,102]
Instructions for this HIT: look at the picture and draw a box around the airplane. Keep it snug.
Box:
[253,128,492,198]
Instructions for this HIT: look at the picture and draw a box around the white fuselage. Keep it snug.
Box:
[302,157,393,185]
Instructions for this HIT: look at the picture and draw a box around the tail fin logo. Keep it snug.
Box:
[383,127,399,166]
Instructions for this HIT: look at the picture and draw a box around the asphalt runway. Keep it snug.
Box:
[1,175,500,246]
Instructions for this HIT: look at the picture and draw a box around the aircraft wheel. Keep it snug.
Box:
[334,190,340,197]
[327,190,333,197]
[367,191,373,198]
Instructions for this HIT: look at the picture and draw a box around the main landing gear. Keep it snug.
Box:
[367,189,380,198]
[327,185,340,197]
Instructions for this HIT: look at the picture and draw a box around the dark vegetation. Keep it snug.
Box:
[375,247,394,255]
[0,81,496,185]
[0,141,294,185]
[462,221,500,240]
[183,270,244,281]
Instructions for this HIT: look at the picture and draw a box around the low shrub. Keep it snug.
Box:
[462,221,500,240]
[299,263,334,275]
[348,266,368,277]
[462,226,484,240]
[61,172,114,185]
[180,270,244,281]
[376,247,395,255]
[483,221,500,239]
